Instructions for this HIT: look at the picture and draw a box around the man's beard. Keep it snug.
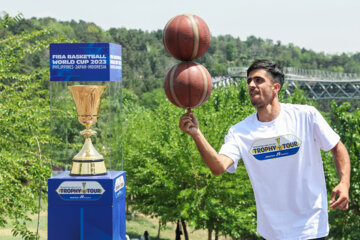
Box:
[250,93,276,109]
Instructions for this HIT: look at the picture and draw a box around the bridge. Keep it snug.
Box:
[212,67,360,100]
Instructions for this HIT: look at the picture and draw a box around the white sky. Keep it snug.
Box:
[2,0,360,54]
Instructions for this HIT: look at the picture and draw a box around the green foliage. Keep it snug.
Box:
[323,102,360,239]
[139,88,165,109]
[0,15,66,239]
[107,27,173,96]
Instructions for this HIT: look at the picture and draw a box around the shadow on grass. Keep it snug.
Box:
[126,230,170,240]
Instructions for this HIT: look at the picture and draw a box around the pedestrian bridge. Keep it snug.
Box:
[212,67,360,100]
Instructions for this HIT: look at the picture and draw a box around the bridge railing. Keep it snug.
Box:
[285,67,360,82]
[211,67,360,100]
[225,66,360,81]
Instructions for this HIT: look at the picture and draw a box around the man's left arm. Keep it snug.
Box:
[329,141,351,210]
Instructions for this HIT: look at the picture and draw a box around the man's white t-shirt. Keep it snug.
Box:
[219,103,340,240]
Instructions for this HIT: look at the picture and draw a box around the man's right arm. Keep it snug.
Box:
[179,110,234,175]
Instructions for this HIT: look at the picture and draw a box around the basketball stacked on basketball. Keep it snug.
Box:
[163,14,212,109]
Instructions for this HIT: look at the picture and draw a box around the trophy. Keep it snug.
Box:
[68,85,107,176]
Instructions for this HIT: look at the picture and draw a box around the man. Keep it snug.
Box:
[179,60,350,239]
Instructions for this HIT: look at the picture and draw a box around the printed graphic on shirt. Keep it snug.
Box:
[250,134,301,160]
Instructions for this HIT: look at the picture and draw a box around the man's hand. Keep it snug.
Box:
[329,182,350,210]
[330,141,351,210]
[178,109,234,175]
[179,109,199,136]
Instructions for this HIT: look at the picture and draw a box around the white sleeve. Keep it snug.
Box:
[311,106,340,151]
[218,128,241,173]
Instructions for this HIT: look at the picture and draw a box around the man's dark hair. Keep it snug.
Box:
[247,59,285,89]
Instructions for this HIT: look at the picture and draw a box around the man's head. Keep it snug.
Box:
[247,59,284,89]
[246,60,284,108]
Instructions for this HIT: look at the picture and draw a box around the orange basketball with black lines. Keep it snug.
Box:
[164,62,212,109]
[162,14,211,61]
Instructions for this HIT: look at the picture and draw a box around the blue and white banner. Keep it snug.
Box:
[56,181,105,201]
[50,43,122,81]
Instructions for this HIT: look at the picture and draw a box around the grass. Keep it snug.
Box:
[0,211,230,240]
[0,211,47,240]
[125,214,211,240]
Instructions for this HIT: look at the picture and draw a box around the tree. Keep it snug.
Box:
[324,102,360,239]
[225,42,236,61]
[0,15,66,239]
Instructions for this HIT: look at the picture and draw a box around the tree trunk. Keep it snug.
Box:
[181,219,189,240]
[207,227,213,240]
[129,194,135,220]
[215,230,219,240]
[157,220,161,240]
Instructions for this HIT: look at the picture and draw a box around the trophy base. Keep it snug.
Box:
[48,170,127,240]
[70,159,107,176]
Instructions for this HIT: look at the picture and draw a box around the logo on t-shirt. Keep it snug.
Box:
[250,134,301,160]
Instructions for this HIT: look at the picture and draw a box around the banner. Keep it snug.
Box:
[50,43,122,81]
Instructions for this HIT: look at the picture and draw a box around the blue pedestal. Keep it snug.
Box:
[48,171,126,240]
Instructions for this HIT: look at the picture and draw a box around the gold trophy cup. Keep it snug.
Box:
[68,85,107,176]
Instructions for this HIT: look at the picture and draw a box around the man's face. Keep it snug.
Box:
[247,69,280,108]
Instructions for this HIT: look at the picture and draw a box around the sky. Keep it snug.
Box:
[2,0,360,54]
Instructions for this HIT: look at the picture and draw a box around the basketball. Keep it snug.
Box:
[164,62,212,109]
[162,14,211,61]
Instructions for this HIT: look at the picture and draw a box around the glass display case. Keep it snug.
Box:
[49,43,123,177]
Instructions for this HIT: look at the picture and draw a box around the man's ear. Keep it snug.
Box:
[273,82,281,95]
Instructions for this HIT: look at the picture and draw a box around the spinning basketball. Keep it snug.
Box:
[163,14,210,61]
[164,62,212,109]
[163,14,212,109]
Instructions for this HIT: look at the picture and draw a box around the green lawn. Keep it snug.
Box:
[0,212,227,240]
[0,211,47,240]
